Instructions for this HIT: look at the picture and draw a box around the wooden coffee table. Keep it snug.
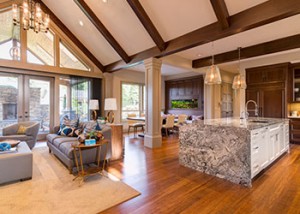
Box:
[72,139,108,184]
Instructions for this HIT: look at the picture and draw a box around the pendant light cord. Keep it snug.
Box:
[212,42,215,65]
[238,47,241,74]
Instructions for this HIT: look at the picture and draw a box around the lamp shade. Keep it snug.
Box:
[204,65,222,85]
[104,98,117,111]
[232,74,247,90]
[89,99,99,110]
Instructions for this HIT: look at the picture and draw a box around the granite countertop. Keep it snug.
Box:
[192,117,288,130]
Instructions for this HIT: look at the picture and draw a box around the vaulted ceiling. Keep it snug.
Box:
[10,0,300,75]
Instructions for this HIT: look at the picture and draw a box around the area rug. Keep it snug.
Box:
[0,146,140,214]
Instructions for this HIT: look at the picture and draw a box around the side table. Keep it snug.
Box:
[72,139,108,184]
[108,124,124,161]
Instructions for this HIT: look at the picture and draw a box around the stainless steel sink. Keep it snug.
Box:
[248,120,269,123]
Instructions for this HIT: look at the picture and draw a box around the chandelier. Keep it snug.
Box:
[232,47,247,90]
[12,0,50,33]
[204,42,222,85]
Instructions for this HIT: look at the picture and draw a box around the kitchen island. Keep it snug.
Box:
[179,117,289,187]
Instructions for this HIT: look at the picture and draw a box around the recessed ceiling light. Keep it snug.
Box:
[79,21,84,26]
[197,53,202,57]
[103,0,108,3]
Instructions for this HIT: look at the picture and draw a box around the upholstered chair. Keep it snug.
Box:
[0,121,40,149]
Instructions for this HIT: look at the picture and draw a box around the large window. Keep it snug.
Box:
[0,7,91,73]
[59,41,90,71]
[27,30,55,65]
[0,8,20,61]
[121,82,145,120]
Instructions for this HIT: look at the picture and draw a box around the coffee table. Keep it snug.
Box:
[72,139,108,184]
[0,141,32,184]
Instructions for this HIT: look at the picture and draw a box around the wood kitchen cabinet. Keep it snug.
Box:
[246,63,289,118]
[246,86,285,118]
[289,118,300,144]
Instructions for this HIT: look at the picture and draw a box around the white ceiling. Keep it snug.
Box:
[29,0,300,75]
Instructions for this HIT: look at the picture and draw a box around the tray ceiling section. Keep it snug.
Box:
[85,0,155,56]
[177,14,300,61]
[42,0,120,65]
[224,0,269,15]
[139,0,217,41]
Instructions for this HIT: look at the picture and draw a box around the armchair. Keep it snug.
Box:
[0,121,40,149]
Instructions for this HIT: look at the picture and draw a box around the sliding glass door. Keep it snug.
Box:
[0,72,54,134]
[0,73,21,134]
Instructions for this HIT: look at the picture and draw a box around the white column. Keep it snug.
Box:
[144,58,162,148]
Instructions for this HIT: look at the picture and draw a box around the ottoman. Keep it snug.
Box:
[0,142,33,185]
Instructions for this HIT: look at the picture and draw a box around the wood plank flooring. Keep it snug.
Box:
[103,134,300,214]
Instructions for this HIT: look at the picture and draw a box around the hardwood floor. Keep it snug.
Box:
[103,134,300,214]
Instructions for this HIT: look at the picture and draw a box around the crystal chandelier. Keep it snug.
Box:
[204,42,222,85]
[232,47,247,90]
[12,0,50,33]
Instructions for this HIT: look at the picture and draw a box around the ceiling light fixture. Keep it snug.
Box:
[204,42,222,85]
[79,20,84,26]
[102,0,108,3]
[232,47,247,90]
[12,0,50,33]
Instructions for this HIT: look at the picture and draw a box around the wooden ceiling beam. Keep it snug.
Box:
[38,0,105,71]
[74,0,131,63]
[105,0,300,72]
[210,0,230,29]
[127,0,165,51]
[192,34,300,68]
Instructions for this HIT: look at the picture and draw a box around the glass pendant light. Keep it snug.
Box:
[204,42,222,85]
[232,47,247,90]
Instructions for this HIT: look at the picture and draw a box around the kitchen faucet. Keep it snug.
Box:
[245,100,259,119]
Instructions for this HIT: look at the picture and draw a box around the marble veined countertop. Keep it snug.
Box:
[194,117,288,130]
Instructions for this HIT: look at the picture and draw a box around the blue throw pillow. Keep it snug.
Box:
[0,143,11,151]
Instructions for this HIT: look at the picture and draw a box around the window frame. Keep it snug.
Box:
[121,81,145,122]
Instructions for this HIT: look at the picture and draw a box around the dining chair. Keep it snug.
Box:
[162,115,175,137]
[127,113,145,138]
[174,114,188,135]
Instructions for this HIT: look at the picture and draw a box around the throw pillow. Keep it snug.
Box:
[83,121,97,134]
[17,125,27,134]
[62,117,79,128]
[58,125,81,137]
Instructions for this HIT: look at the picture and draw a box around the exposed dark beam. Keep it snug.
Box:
[127,0,165,51]
[37,0,104,71]
[105,0,300,72]
[74,0,131,63]
[192,34,300,68]
[210,0,230,29]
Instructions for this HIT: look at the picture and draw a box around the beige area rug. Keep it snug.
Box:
[0,146,140,214]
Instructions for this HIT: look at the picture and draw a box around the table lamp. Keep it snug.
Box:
[104,98,117,123]
[89,99,99,121]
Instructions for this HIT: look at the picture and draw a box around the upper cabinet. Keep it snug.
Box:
[246,63,288,85]
[291,63,300,102]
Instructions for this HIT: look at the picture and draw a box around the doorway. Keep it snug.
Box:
[0,72,54,135]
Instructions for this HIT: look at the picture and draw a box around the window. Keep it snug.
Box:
[121,82,145,120]
[59,41,90,71]
[0,8,20,61]
[59,77,91,122]
[27,30,55,65]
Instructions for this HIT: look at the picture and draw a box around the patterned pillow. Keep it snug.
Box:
[17,125,27,134]
[58,125,81,137]
[62,117,79,128]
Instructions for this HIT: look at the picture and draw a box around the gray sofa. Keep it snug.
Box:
[47,123,112,173]
[0,121,40,149]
